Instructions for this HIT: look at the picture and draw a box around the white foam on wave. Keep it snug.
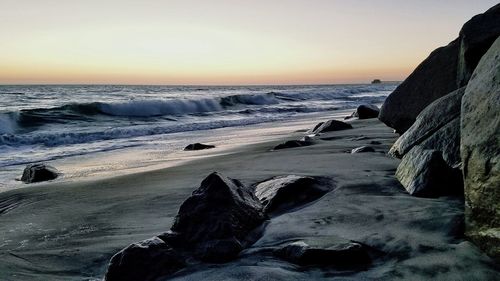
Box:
[0,113,16,134]
[98,98,223,117]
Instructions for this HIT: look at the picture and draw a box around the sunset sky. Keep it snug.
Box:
[0,0,498,85]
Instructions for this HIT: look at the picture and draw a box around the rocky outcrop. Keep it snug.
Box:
[21,163,59,183]
[273,140,313,150]
[388,87,465,167]
[457,4,500,87]
[105,237,186,281]
[275,238,371,267]
[395,146,462,197]
[184,143,215,151]
[313,120,352,134]
[351,146,375,153]
[378,39,460,133]
[353,104,380,119]
[461,36,500,262]
[379,4,500,134]
[254,175,332,214]
[171,172,266,262]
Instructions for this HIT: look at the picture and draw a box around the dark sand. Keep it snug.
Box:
[0,118,498,280]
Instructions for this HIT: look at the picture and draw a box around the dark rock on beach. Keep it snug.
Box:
[21,163,59,183]
[351,146,375,153]
[379,4,500,134]
[388,87,465,167]
[275,238,371,267]
[461,36,500,262]
[184,143,215,151]
[396,146,462,197]
[171,172,266,261]
[254,175,332,214]
[105,237,186,281]
[273,140,313,150]
[313,119,352,134]
[353,104,380,119]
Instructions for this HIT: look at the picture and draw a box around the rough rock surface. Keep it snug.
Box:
[457,4,500,86]
[21,163,59,183]
[273,140,313,150]
[353,104,380,119]
[171,172,266,261]
[105,237,186,281]
[254,175,332,214]
[351,146,375,153]
[419,117,461,167]
[184,143,215,151]
[313,120,352,134]
[378,39,460,133]
[388,87,465,166]
[396,146,462,197]
[275,238,371,267]
[461,36,500,262]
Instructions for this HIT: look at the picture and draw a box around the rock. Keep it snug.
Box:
[457,4,500,87]
[379,4,500,134]
[378,39,460,133]
[461,36,500,261]
[171,172,266,262]
[353,104,380,119]
[396,146,462,197]
[351,146,375,153]
[184,143,215,151]
[21,163,59,183]
[311,122,324,132]
[371,79,381,84]
[275,238,371,267]
[313,120,353,134]
[388,87,465,166]
[273,140,312,150]
[104,237,186,281]
[254,175,331,214]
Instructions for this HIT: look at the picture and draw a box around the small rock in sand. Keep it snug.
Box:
[273,140,313,150]
[21,163,59,183]
[351,146,375,153]
[353,104,380,119]
[313,120,353,134]
[184,143,215,151]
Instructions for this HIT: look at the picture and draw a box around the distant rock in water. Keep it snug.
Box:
[461,36,500,262]
[379,4,500,134]
[184,143,215,151]
[21,163,59,183]
[313,120,353,134]
[171,172,266,262]
[275,238,371,267]
[352,104,380,119]
[351,146,375,153]
[371,79,381,84]
[254,175,332,214]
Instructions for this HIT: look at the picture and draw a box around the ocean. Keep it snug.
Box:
[0,83,396,188]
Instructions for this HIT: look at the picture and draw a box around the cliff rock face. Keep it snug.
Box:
[379,4,500,134]
[461,36,500,262]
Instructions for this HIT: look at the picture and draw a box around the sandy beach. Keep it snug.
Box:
[1,115,498,280]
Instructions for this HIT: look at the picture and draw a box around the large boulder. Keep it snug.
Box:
[378,39,460,133]
[171,172,266,262]
[313,119,352,134]
[388,87,465,166]
[457,4,500,87]
[395,146,462,197]
[275,238,371,267]
[104,237,186,281]
[380,4,500,134]
[461,36,500,262]
[353,104,380,119]
[254,175,331,214]
[21,163,59,183]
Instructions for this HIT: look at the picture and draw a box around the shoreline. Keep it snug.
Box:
[1,115,498,280]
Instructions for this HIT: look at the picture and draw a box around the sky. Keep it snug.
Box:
[0,0,498,85]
